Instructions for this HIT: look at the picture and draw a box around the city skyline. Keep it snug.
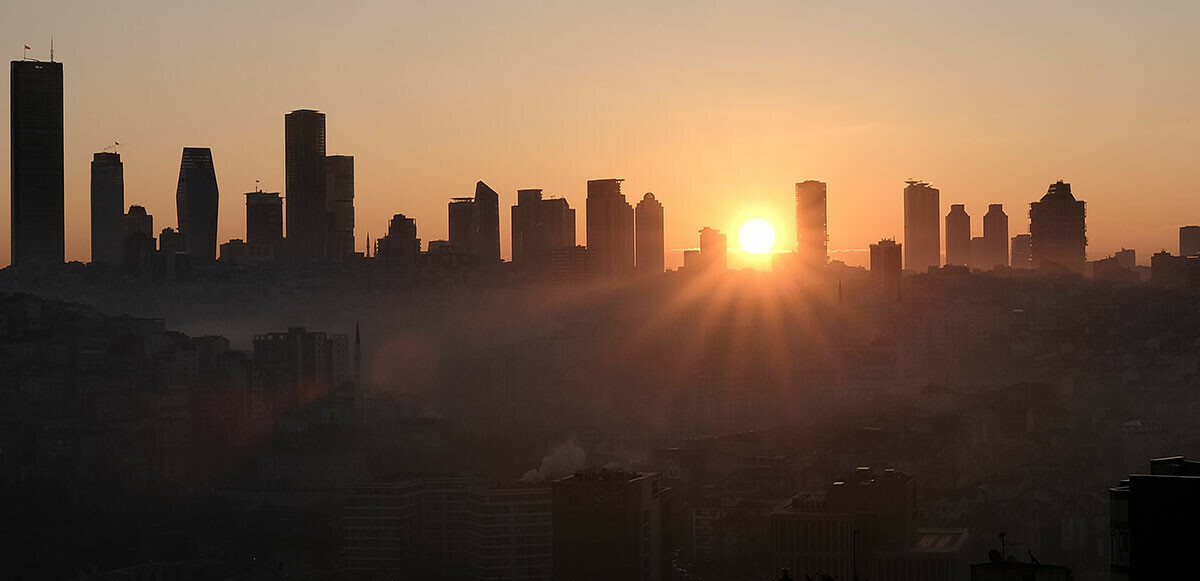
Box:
[3,2,1199,268]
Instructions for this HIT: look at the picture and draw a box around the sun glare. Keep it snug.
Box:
[738,219,776,254]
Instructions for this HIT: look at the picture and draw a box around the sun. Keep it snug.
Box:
[738,219,776,255]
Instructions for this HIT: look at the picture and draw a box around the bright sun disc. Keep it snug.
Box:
[739,219,776,254]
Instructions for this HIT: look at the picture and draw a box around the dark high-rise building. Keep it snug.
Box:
[698,227,727,271]
[448,197,477,255]
[982,204,1009,269]
[10,60,65,266]
[325,155,355,258]
[253,327,349,417]
[870,239,903,302]
[1151,250,1188,287]
[474,181,500,264]
[944,204,971,267]
[1110,456,1200,581]
[90,152,124,264]
[1179,225,1200,257]
[1029,180,1086,272]
[123,205,153,239]
[285,109,327,258]
[122,205,155,272]
[1011,234,1032,269]
[586,178,635,278]
[376,213,421,265]
[551,245,597,289]
[553,469,670,581]
[245,190,283,253]
[635,192,664,274]
[175,147,219,261]
[795,180,828,270]
[512,189,576,274]
[903,180,940,272]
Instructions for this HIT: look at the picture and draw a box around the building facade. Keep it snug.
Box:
[945,204,971,267]
[512,189,576,274]
[10,59,65,266]
[1179,225,1200,257]
[981,204,1009,269]
[90,152,124,265]
[635,192,665,274]
[175,147,219,261]
[284,109,327,258]
[325,155,355,258]
[585,178,635,279]
[553,469,671,581]
[1029,181,1086,272]
[1010,234,1032,269]
[795,180,828,272]
[245,190,283,255]
[871,239,903,302]
[903,181,940,272]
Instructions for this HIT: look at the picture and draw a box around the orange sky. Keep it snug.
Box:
[3,1,1199,269]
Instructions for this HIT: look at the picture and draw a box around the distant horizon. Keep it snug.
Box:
[4,1,1198,269]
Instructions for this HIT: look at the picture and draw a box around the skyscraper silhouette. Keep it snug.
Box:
[586,179,635,278]
[1180,225,1200,257]
[512,189,576,273]
[10,60,65,266]
[698,227,727,271]
[795,180,828,271]
[1010,233,1032,269]
[903,181,940,272]
[635,192,664,274]
[245,190,283,254]
[1029,180,1086,272]
[870,239,903,302]
[325,155,355,258]
[175,147,220,261]
[944,204,970,267]
[90,152,124,265]
[285,109,327,259]
[448,197,477,254]
[982,204,1009,269]
[474,181,500,264]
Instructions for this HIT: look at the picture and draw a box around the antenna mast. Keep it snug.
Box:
[50,36,54,62]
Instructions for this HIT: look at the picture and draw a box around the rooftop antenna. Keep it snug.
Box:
[23,43,30,60]
[255,179,261,193]
[50,36,54,62]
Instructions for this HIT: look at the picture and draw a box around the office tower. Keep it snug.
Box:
[175,147,219,261]
[325,155,354,258]
[795,180,828,270]
[698,227,727,271]
[982,204,1009,269]
[252,326,349,416]
[10,60,65,266]
[1029,180,1086,272]
[1110,456,1200,580]
[635,192,664,274]
[159,227,185,253]
[903,180,940,272]
[285,109,327,258]
[245,190,283,254]
[550,245,597,289]
[448,197,477,254]
[90,152,124,264]
[124,205,153,238]
[870,239,902,302]
[944,204,971,267]
[1115,248,1136,270]
[585,178,635,278]
[772,467,966,581]
[1180,226,1200,257]
[474,181,500,264]
[1011,234,1032,269]
[375,214,421,263]
[122,205,155,272]
[553,469,670,581]
[1151,250,1188,287]
[512,189,576,273]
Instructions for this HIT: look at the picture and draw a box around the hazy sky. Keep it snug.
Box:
[3,0,1199,268]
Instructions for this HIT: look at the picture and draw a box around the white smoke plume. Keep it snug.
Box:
[520,439,587,482]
